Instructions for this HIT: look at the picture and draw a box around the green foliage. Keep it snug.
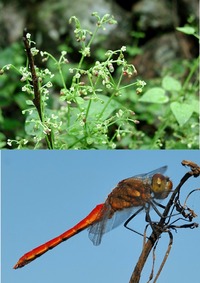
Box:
[1,14,143,149]
[0,42,27,147]
[0,13,199,149]
[139,87,169,104]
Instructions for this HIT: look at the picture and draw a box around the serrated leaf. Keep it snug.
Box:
[162,76,181,91]
[139,87,169,103]
[170,102,194,126]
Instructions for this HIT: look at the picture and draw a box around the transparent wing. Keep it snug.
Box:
[88,205,141,246]
[129,166,167,180]
[88,166,168,246]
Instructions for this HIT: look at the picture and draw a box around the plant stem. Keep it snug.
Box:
[23,29,54,149]
[182,56,199,91]
[129,161,199,282]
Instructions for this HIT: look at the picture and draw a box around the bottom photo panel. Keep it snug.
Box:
[2,150,200,283]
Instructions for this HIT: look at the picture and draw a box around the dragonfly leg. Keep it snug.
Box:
[124,207,146,237]
[150,201,166,218]
[151,200,175,225]
[152,200,166,209]
[145,205,164,236]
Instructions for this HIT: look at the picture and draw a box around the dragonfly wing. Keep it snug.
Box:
[88,205,140,246]
[89,166,168,246]
[130,166,167,180]
[88,204,112,246]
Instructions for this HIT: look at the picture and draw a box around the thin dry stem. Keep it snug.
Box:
[129,160,200,283]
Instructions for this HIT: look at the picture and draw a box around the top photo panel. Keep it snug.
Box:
[0,1,199,149]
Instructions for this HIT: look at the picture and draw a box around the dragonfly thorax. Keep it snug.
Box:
[107,178,152,215]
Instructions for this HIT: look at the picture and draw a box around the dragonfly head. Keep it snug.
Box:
[151,174,173,200]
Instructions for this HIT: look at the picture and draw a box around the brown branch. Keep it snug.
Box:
[129,231,160,283]
[23,29,43,121]
[22,29,54,149]
[129,160,200,283]
[181,160,200,177]
[151,231,173,283]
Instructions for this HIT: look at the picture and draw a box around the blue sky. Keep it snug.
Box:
[2,151,200,283]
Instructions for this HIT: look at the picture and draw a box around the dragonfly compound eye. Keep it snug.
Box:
[151,174,173,199]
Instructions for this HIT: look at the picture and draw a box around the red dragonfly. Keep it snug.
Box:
[13,166,172,269]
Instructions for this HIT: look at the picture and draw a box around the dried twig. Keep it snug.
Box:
[152,231,173,283]
[129,160,200,283]
[23,29,42,121]
[23,29,54,149]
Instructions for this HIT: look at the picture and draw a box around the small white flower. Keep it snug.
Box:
[6,64,11,70]
[46,81,53,88]
[26,33,31,39]
[51,114,58,120]
[42,88,49,95]
[31,47,39,56]
[61,51,67,56]
[111,142,116,149]
[7,139,12,146]
[82,47,90,57]
[23,139,28,145]
[74,73,81,79]
[22,86,27,92]
[79,121,85,126]
[96,124,102,129]
[116,109,124,118]
[44,68,51,75]
[137,80,146,87]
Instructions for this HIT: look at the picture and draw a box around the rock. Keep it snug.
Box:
[0,2,25,47]
[132,0,176,31]
[0,0,131,53]
[132,33,192,78]
[37,0,131,51]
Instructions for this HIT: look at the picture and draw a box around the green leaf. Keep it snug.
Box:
[170,102,194,126]
[188,99,199,114]
[25,108,56,136]
[162,76,181,91]
[76,97,85,105]
[139,87,169,103]
[26,100,35,106]
[83,94,120,120]
[176,26,195,35]
[25,110,43,136]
